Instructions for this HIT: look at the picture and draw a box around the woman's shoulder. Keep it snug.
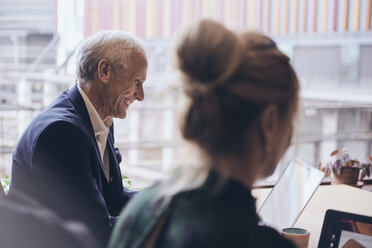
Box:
[121,183,163,214]
[109,183,167,248]
[110,182,296,248]
[156,210,295,248]
[158,188,296,248]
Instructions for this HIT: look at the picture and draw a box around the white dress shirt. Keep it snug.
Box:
[77,85,110,180]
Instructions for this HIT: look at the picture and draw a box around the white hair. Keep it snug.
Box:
[76,30,147,82]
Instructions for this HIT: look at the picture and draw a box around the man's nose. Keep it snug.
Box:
[135,85,144,101]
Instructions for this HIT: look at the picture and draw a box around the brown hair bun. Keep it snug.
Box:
[176,19,242,96]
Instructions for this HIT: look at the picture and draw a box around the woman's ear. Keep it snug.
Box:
[97,58,112,83]
[260,104,279,151]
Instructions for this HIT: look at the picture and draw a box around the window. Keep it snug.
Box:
[1,0,371,188]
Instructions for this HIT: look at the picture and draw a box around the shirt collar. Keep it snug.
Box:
[77,84,109,137]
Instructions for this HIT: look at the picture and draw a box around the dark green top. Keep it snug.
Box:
[109,170,296,248]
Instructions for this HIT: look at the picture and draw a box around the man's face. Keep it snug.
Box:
[108,50,147,119]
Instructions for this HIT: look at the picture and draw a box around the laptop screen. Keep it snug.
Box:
[257,158,325,232]
[318,209,372,248]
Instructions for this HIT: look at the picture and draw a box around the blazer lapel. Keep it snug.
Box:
[106,130,125,212]
[67,85,107,179]
[107,132,121,182]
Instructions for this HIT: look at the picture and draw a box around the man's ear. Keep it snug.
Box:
[97,59,112,83]
[260,104,279,149]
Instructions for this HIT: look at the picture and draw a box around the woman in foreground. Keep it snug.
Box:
[109,19,299,248]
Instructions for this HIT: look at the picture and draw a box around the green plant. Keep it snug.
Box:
[319,149,371,179]
[122,175,132,189]
[1,174,10,194]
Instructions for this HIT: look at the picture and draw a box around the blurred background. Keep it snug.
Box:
[0,0,371,188]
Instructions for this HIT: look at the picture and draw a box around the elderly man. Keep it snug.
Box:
[9,30,147,246]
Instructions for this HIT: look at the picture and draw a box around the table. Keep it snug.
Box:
[252,185,372,248]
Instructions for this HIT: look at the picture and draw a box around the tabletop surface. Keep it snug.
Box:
[252,185,372,248]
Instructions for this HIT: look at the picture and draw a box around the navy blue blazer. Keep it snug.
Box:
[10,84,132,246]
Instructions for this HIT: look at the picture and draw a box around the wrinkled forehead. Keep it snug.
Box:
[132,49,148,68]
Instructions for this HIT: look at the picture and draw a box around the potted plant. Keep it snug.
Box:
[319,148,372,186]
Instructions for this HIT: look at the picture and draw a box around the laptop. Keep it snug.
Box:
[257,158,325,232]
[318,209,372,248]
